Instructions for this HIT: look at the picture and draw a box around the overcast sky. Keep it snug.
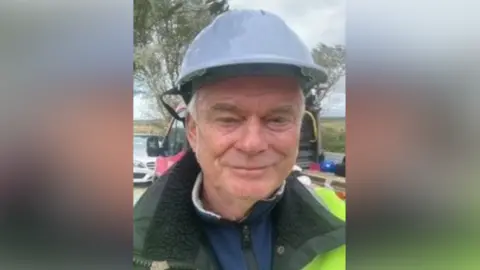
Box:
[134,0,345,119]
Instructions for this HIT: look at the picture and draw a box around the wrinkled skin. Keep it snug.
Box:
[186,76,304,220]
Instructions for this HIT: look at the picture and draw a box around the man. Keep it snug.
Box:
[134,9,345,270]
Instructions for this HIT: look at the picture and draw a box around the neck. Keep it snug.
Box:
[201,180,255,222]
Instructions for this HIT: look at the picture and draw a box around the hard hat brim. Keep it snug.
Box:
[177,59,328,104]
[178,56,327,87]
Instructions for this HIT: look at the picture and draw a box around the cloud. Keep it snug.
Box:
[229,0,345,47]
[331,75,345,93]
[133,95,146,120]
[134,95,159,120]
[321,76,346,116]
[321,92,345,117]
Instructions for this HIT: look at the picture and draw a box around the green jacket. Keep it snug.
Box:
[134,151,345,270]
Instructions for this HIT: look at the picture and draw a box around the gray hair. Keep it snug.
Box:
[186,91,199,121]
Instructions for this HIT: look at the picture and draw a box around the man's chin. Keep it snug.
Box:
[229,167,268,179]
[227,178,277,201]
[231,192,271,202]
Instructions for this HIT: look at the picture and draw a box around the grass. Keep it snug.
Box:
[320,119,345,152]
[134,123,166,134]
[320,119,345,131]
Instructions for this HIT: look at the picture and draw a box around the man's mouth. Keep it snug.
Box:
[229,166,271,178]
[231,166,269,171]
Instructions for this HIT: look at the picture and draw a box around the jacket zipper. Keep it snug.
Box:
[133,256,153,269]
[241,225,260,270]
[133,255,198,270]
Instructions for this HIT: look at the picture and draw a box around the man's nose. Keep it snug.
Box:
[235,117,268,155]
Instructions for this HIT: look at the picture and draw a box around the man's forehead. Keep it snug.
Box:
[198,90,301,111]
[199,78,301,100]
[198,76,300,95]
[193,76,303,114]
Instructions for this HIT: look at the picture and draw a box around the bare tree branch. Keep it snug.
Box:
[309,43,346,113]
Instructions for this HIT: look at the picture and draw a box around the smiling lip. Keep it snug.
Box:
[231,166,268,171]
[230,167,267,178]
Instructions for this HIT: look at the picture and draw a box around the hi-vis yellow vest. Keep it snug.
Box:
[303,187,346,270]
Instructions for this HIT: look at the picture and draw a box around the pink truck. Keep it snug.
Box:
[147,106,188,176]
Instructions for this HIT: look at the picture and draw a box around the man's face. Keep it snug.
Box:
[187,76,304,201]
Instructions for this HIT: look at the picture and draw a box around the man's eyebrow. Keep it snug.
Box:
[208,103,297,115]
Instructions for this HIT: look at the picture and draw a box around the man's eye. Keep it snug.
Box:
[217,117,240,123]
[268,117,288,124]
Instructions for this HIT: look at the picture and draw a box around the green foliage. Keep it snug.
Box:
[312,43,346,88]
[321,123,345,153]
[134,0,154,47]
[312,44,346,67]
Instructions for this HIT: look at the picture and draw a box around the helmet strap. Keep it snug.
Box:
[159,88,185,122]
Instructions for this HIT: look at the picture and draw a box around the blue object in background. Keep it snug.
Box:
[320,160,337,173]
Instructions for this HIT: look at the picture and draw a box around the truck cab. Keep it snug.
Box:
[151,106,188,175]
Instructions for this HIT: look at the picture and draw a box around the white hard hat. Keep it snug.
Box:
[176,9,328,104]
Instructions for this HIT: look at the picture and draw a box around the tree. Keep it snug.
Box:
[309,43,346,113]
[134,0,229,123]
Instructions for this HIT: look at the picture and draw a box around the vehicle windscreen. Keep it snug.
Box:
[133,137,148,156]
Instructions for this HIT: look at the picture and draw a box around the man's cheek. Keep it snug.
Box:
[283,134,299,146]
[205,133,232,153]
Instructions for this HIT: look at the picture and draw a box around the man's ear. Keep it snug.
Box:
[186,114,197,152]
